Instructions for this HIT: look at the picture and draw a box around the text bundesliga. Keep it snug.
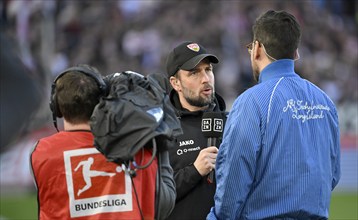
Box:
[75,199,127,211]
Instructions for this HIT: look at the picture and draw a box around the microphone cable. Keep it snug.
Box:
[132,139,157,170]
[131,177,144,220]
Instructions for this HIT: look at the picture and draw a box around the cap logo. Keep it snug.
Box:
[187,43,200,52]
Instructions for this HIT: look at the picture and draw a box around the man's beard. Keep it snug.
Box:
[182,86,215,108]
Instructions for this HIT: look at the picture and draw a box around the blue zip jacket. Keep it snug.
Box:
[208,59,341,220]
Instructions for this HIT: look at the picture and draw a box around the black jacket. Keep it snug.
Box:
[166,90,227,220]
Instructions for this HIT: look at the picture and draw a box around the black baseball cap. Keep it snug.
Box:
[166,41,219,77]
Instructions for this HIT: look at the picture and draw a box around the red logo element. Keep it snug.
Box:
[187,43,200,52]
[71,154,125,199]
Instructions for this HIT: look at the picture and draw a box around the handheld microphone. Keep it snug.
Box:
[201,112,224,184]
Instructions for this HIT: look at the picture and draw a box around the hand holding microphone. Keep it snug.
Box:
[193,146,218,176]
[201,112,224,184]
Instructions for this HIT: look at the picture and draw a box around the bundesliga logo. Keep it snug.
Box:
[63,148,133,217]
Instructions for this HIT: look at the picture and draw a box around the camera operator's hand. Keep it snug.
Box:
[193,146,218,176]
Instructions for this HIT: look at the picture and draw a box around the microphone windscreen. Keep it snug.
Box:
[201,112,224,138]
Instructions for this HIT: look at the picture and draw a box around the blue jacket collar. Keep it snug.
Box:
[258,59,298,83]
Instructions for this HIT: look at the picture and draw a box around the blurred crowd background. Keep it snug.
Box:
[0,0,357,194]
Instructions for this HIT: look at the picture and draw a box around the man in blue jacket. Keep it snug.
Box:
[208,10,341,220]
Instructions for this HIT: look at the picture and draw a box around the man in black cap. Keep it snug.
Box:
[165,41,227,220]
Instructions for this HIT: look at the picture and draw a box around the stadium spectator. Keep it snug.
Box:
[2,1,356,135]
